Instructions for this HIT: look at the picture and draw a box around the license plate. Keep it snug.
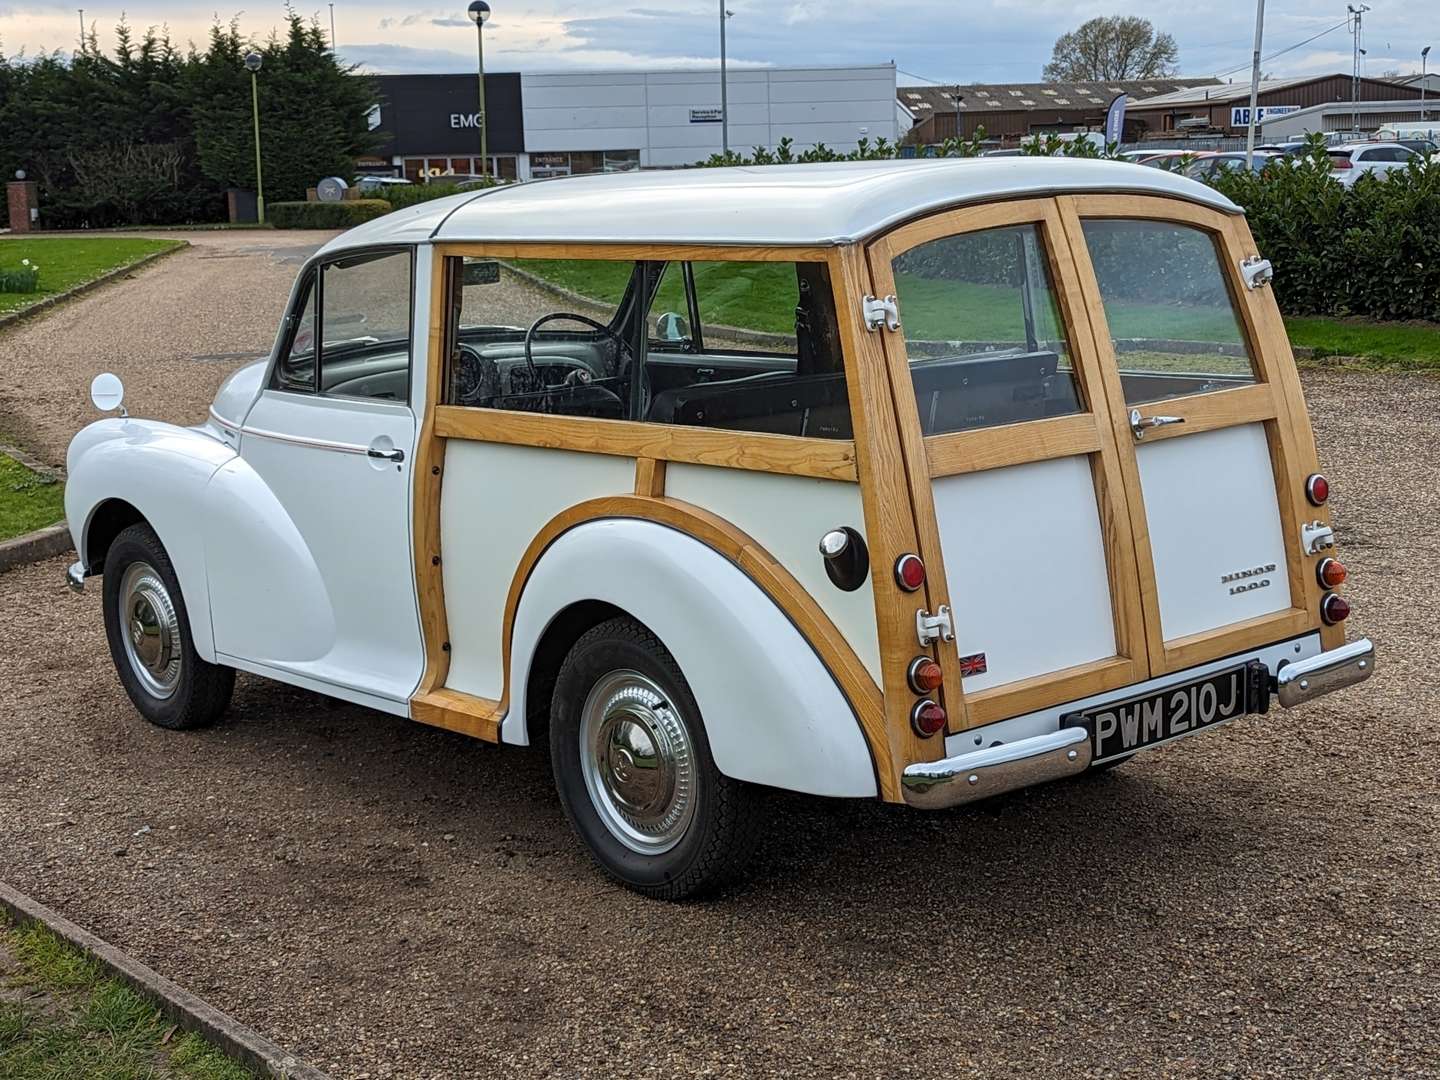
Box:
[1082,665,1255,763]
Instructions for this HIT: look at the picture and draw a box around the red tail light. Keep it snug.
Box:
[894,553,925,592]
[907,657,943,694]
[1321,593,1350,625]
[1305,473,1330,505]
[1330,157,1352,170]
[911,699,946,737]
[1317,557,1347,589]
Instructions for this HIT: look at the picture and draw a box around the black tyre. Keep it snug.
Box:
[550,616,761,900]
[101,523,234,730]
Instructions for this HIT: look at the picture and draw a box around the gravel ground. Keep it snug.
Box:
[0,242,1436,1077]
[0,230,334,466]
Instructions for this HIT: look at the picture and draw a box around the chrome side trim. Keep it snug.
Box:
[65,560,86,593]
[901,725,1091,810]
[1275,637,1374,708]
[239,425,369,455]
[208,406,243,432]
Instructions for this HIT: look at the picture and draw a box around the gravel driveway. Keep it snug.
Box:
[0,239,1436,1077]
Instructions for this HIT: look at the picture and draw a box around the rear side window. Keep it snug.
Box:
[890,222,1083,436]
[1080,219,1256,406]
[445,256,851,439]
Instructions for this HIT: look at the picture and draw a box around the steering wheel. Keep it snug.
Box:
[523,312,623,387]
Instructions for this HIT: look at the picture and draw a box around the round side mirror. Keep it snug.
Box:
[655,311,690,342]
[90,372,125,413]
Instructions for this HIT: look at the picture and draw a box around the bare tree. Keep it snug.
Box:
[1043,16,1179,81]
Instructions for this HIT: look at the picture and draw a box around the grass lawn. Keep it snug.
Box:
[0,917,255,1079]
[0,454,64,542]
[0,236,183,316]
[509,258,1440,369]
[1284,315,1440,369]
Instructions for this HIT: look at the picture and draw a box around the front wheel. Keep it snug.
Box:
[102,523,234,730]
[550,617,761,900]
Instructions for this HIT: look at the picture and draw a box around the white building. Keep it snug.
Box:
[520,64,899,171]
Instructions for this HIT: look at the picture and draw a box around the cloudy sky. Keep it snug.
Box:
[0,0,1434,83]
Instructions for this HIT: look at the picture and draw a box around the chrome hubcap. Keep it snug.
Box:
[117,562,181,699]
[579,670,696,854]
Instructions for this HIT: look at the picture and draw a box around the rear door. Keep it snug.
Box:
[863,195,1335,733]
[1058,195,1335,675]
[864,199,1151,730]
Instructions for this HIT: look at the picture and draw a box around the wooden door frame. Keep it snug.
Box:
[864,198,1151,731]
[1057,194,1338,670]
[407,239,947,804]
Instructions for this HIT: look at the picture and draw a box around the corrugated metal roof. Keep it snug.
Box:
[898,78,1220,116]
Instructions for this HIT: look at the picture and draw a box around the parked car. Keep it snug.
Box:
[1134,149,1198,171]
[353,175,412,196]
[65,160,1374,898]
[1327,142,1419,186]
[1184,150,1285,180]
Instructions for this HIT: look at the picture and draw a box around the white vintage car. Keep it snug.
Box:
[66,160,1374,898]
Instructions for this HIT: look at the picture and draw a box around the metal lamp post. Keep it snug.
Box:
[244,51,266,225]
[1423,46,1431,122]
[468,0,491,180]
[1243,0,1265,170]
[719,5,733,156]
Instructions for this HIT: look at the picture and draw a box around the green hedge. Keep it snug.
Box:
[267,199,393,229]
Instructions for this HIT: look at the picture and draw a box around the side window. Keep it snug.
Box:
[890,223,1083,436]
[273,278,317,393]
[318,249,413,402]
[643,260,850,439]
[1080,219,1257,406]
[445,257,636,420]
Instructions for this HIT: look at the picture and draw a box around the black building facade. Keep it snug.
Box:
[365,73,526,180]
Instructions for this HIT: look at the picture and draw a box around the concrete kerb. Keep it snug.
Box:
[0,440,69,574]
[0,242,188,333]
[0,880,333,1080]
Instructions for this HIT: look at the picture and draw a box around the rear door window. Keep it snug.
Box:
[1080,219,1257,406]
[890,222,1083,435]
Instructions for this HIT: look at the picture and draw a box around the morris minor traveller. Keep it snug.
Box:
[66,160,1375,898]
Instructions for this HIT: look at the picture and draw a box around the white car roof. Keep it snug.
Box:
[317,158,1241,256]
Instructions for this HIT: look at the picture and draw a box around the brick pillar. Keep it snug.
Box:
[6,182,40,233]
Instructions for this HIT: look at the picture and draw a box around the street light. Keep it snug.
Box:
[467,0,491,180]
[1423,46,1431,122]
[719,5,734,156]
[244,51,266,225]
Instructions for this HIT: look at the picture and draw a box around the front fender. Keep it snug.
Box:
[505,519,878,799]
[65,418,235,661]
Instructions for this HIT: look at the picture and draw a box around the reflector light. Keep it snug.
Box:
[894,553,925,592]
[1317,557,1347,589]
[1321,592,1351,625]
[911,699,946,737]
[1305,473,1330,506]
[907,656,944,694]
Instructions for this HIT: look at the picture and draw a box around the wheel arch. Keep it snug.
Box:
[501,512,882,799]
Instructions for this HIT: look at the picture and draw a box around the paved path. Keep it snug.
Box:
[0,230,333,466]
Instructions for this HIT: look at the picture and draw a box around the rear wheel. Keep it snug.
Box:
[102,523,234,730]
[550,616,761,900]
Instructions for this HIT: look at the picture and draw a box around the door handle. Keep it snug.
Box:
[1129,408,1185,440]
[367,446,405,462]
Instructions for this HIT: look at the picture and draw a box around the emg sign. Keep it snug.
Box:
[1230,105,1300,126]
[450,112,485,128]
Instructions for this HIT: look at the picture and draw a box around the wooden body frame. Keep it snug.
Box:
[407,202,1337,803]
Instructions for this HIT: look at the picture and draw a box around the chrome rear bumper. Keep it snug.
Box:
[901,637,1376,810]
[900,725,1091,810]
[1275,637,1374,707]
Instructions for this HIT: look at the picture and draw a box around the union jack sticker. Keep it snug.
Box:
[959,652,988,677]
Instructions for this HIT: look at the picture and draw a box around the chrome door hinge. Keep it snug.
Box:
[1239,255,1274,290]
[916,605,954,646]
[862,294,900,333]
[1301,520,1335,555]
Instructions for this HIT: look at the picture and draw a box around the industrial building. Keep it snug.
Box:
[1123,74,1424,137]
[360,64,899,180]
